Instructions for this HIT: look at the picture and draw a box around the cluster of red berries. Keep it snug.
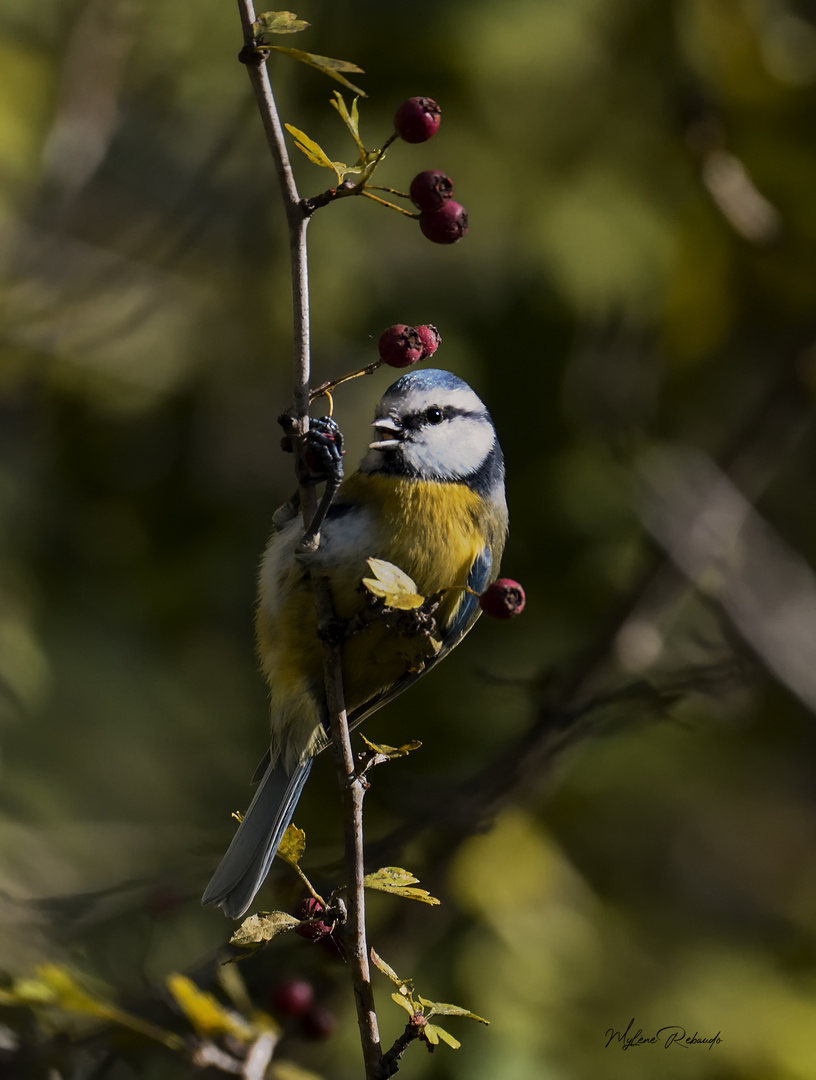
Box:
[378,323,440,368]
[393,97,468,245]
[269,977,336,1041]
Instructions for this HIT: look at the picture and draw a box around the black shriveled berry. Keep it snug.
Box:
[419,200,469,244]
[409,169,454,213]
[394,97,441,143]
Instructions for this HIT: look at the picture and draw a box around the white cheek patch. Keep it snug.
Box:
[404,416,495,480]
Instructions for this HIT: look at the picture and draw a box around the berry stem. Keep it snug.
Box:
[310,360,384,404]
[360,190,419,216]
[366,184,411,200]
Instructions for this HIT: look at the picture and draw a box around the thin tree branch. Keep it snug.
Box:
[234,4,381,1075]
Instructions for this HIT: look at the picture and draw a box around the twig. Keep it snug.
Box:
[379,1019,424,1078]
[234,4,381,1076]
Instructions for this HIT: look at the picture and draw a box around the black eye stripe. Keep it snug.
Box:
[403,405,472,429]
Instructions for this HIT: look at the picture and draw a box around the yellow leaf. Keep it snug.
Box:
[364,867,441,905]
[277,823,306,867]
[166,974,253,1042]
[269,47,366,96]
[370,949,403,985]
[230,911,301,948]
[359,734,422,759]
[428,1023,461,1049]
[362,558,424,610]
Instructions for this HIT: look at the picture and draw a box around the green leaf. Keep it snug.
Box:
[428,1023,461,1049]
[277,823,306,867]
[363,558,425,610]
[269,47,366,96]
[422,1000,490,1024]
[364,867,440,905]
[360,734,423,759]
[390,992,414,1015]
[329,92,366,156]
[424,1023,439,1046]
[166,974,254,1042]
[230,911,300,948]
[254,11,310,36]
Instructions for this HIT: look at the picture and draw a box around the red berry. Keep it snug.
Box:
[409,170,454,213]
[301,1005,337,1041]
[271,979,315,1017]
[414,324,441,360]
[294,897,333,941]
[394,97,441,143]
[479,579,526,619]
[419,201,469,244]
[378,324,424,368]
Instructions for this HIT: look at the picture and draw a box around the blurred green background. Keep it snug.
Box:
[3,0,816,1077]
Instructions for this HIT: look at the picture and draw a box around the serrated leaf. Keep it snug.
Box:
[429,1024,461,1049]
[330,92,365,156]
[360,734,422,759]
[166,974,254,1042]
[230,911,300,948]
[364,867,440,905]
[254,11,310,35]
[269,47,366,96]
[370,949,403,986]
[277,823,306,867]
[423,1000,489,1024]
[363,558,424,610]
[390,991,414,1015]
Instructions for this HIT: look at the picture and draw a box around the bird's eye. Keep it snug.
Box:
[425,407,444,425]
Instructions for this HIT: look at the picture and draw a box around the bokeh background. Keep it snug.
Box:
[3,0,816,1077]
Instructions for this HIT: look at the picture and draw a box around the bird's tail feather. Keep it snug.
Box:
[201,756,313,919]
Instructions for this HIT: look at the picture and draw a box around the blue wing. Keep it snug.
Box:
[347,544,495,730]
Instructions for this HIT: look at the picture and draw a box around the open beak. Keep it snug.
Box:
[369,416,404,451]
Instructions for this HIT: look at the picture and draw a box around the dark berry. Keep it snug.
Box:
[145,884,183,919]
[479,579,526,619]
[419,201,469,244]
[294,897,333,941]
[378,324,424,368]
[414,324,441,360]
[409,170,454,213]
[394,97,441,143]
[271,979,315,1017]
[301,1005,337,1041]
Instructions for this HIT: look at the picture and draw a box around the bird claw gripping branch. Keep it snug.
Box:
[297,416,345,553]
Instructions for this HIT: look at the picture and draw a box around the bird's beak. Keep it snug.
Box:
[369,415,404,451]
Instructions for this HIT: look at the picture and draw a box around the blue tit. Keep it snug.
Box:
[202,368,508,918]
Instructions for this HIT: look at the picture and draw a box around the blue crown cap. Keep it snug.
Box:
[384,368,474,397]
